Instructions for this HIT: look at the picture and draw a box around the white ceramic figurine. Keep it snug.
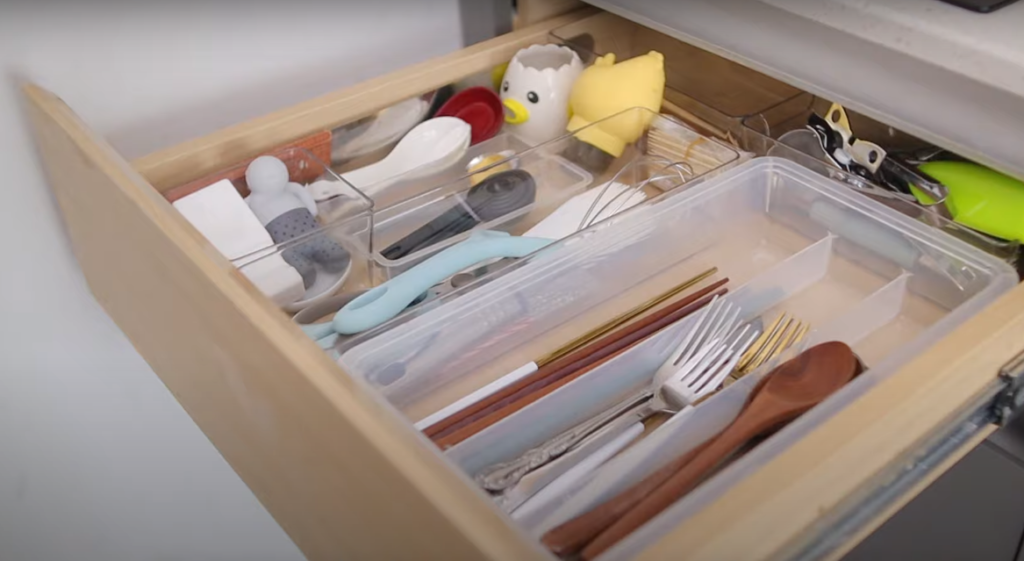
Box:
[501,44,583,146]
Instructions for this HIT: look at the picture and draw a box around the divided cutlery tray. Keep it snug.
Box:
[340,158,1016,556]
[26,4,1024,560]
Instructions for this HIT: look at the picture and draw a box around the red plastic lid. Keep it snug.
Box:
[436,86,503,145]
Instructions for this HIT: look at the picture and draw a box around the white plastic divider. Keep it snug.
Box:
[805,273,910,348]
[446,234,835,523]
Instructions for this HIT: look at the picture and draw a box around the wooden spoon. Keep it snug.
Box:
[542,441,712,557]
[578,341,859,560]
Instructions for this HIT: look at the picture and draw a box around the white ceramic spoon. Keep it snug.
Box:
[310,116,471,201]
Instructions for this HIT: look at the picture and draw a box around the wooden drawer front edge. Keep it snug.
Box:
[132,8,596,194]
[24,84,546,561]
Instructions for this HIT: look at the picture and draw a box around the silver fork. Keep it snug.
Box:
[477,297,759,492]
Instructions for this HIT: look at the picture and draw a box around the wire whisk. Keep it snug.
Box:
[577,155,694,232]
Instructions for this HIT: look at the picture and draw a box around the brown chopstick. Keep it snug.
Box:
[542,440,713,557]
[432,283,729,447]
[422,271,720,439]
[426,279,727,442]
[537,268,718,368]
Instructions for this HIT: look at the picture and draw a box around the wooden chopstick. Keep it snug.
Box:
[422,276,727,440]
[658,98,732,143]
[419,270,718,435]
[431,282,729,447]
[647,129,729,170]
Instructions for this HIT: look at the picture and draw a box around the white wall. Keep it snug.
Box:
[0,3,464,560]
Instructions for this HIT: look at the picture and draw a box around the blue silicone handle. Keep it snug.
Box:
[332,231,553,334]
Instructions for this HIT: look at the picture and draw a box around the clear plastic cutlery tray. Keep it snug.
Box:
[339,157,1015,556]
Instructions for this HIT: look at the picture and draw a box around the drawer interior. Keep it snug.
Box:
[37,6,1022,561]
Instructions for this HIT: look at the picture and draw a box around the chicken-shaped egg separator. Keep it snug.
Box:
[501,44,583,146]
[567,51,665,159]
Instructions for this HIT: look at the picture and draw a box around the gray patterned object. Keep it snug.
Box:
[266,208,350,289]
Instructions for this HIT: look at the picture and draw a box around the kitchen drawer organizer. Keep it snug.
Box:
[363,107,741,282]
[401,157,1014,557]
[24,3,1024,560]
[738,93,1022,269]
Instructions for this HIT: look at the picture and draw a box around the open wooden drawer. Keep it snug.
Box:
[23,3,1024,561]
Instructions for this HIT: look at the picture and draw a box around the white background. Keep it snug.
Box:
[0,3,463,560]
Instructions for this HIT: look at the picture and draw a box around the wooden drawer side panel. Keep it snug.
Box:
[23,84,545,561]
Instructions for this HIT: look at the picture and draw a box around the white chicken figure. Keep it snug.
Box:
[501,44,583,146]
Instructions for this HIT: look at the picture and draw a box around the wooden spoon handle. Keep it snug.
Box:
[580,398,805,560]
[541,441,711,556]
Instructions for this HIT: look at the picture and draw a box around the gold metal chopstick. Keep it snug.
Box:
[537,267,718,367]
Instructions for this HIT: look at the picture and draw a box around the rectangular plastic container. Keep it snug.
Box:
[358,107,743,283]
[339,157,1016,555]
[551,12,803,122]
[219,148,375,312]
[736,94,1023,269]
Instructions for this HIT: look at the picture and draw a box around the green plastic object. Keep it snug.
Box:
[911,161,1024,242]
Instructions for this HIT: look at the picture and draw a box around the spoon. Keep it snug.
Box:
[309,117,471,201]
[542,341,859,559]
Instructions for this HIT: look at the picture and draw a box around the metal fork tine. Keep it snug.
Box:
[690,324,748,393]
[735,314,784,372]
[700,327,760,394]
[762,320,800,363]
[671,296,721,367]
[746,315,793,372]
[685,313,745,392]
[707,303,739,346]
[757,318,805,370]
[683,343,729,390]
[674,337,725,386]
[669,295,717,361]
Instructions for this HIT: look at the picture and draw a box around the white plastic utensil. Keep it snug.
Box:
[310,117,471,201]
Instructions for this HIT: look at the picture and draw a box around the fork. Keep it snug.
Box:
[477,297,759,493]
[727,313,808,384]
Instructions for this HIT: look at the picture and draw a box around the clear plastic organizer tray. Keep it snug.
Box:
[735,94,1022,268]
[166,147,374,313]
[352,107,744,283]
[339,157,1016,554]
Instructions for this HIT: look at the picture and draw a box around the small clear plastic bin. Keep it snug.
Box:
[339,157,1016,555]
[222,148,375,311]
[737,94,1022,269]
[345,107,743,283]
